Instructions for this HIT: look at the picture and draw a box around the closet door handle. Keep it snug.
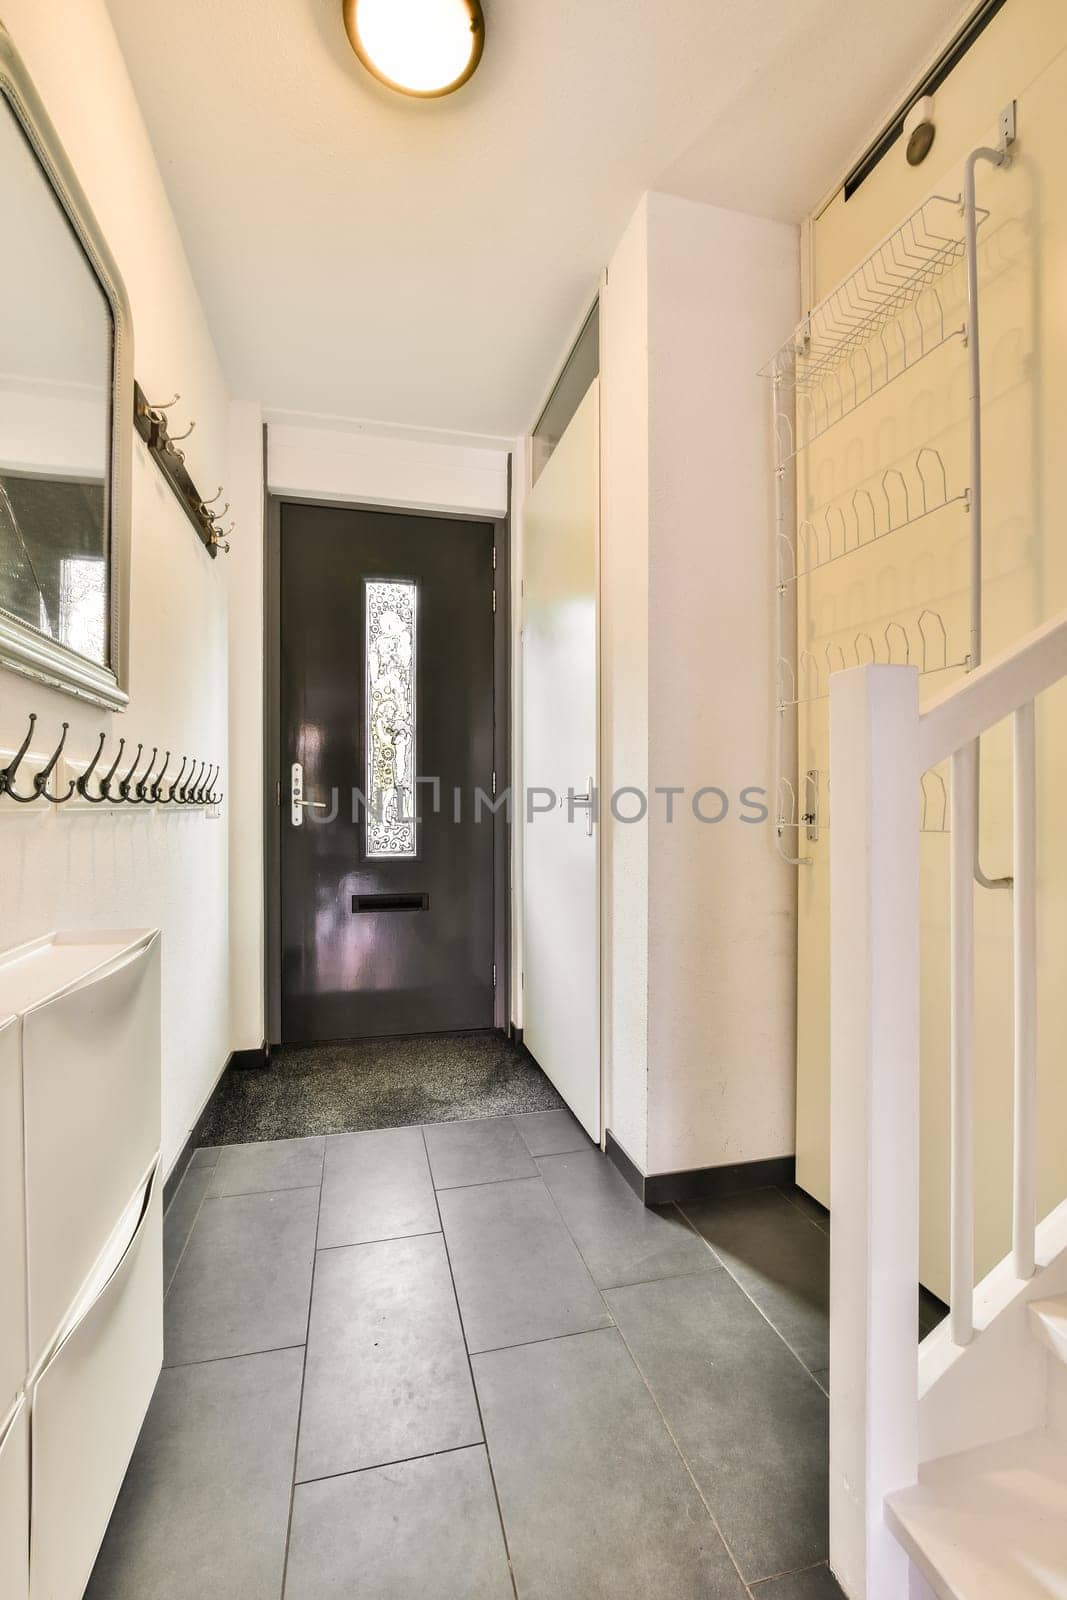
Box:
[569,778,595,837]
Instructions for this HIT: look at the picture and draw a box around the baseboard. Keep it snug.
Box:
[605,1129,796,1208]
[163,1084,223,1212]
[230,1045,269,1070]
[646,1154,796,1206]
[604,1130,647,1202]
[508,1022,523,1046]
[163,1045,267,1210]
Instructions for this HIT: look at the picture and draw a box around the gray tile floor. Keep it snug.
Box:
[89,1113,845,1600]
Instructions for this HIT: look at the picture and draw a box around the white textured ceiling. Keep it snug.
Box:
[106,0,970,436]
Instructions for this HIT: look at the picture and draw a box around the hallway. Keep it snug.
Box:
[89,1113,840,1599]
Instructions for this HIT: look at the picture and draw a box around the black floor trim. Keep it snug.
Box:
[163,1048,263,1210]
[603,1130,649,1202]
[606,1130,796,1208]
[230,1045,269,1070]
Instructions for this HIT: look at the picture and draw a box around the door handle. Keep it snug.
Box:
[290,761,326,826]
[568,777,595,838]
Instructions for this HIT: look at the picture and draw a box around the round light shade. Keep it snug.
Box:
[343,0,485,98]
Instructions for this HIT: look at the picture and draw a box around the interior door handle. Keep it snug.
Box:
[569,777,595,837]
[290,761,325,826]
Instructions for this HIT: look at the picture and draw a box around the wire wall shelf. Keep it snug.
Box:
[764,186,992,867]
[777,448,967,587]
[778,608,965,710]
[764,196,984,461]
[774,766,951,838]
[763,194,979,389]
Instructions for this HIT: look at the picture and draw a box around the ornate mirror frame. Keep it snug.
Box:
[0,25,133,710]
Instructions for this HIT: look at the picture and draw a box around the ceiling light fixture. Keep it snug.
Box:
[343,0,485,98]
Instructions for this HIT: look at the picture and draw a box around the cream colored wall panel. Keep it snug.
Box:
[797,0,1067,1297]
[0,1017,26,1414]
[29,1170,162,1600]
[0,1398,29,1600]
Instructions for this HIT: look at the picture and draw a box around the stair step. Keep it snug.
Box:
[1030,1298,1067,1365]
[885,1430,1067,1599]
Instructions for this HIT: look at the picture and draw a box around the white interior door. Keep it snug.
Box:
[522,381,600,1139]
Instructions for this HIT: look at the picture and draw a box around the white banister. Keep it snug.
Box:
[920,608,1067,770]
[1013,700,1037,1279]
[949,742,977,1345]
[830,612,1067,1598]
[829,662,920,1600]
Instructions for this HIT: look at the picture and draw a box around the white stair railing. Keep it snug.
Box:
[827,607,1067,1600]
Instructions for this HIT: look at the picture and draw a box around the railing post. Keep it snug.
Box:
[830,663,920,1600]
[1013,701,1037,1279]
[949,743,977,1343]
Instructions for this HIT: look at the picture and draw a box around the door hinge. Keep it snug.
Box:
[492,588,497,613]
[276,780,281,807]
[492,546,497,570]
[492,962,497,989]
[491,769,497,797]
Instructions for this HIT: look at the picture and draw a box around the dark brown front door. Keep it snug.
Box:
[279,501,496,1042]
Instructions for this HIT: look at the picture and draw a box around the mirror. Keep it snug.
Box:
[0,26,132,709]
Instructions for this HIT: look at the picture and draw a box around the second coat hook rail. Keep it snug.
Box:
[133,383,234,559]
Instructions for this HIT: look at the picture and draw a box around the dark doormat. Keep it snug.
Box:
[196,1031,565,1146]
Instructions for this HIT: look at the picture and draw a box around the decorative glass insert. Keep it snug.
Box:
[365,577,417,857]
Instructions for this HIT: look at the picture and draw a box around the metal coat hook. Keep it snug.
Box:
[80,736,125,803]
[0,713,40,802]
[34,722,76,803]
[201,486,224,507]
[148,751,171,803]
[185,760,205,803]
[167,755,188,804]
[132,748,159,804]
[146,392,180,423]
[168,418,196,443]
[75,732,107,802]
[117,743,144,803]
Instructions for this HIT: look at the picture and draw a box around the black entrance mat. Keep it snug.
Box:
[195,1032,564,1146]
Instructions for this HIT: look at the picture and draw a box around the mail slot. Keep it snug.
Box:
[351,893,429,912]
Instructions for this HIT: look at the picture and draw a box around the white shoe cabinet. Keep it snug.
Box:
[0,930,162,1600]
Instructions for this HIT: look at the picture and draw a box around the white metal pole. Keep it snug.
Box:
[950,740,977,1344]
[1012,700,1037,1279]
[963,143,1013,894]
[771,370,809,868]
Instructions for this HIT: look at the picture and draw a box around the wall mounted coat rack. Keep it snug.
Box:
[0,712,222,808]
[133,382,233,558]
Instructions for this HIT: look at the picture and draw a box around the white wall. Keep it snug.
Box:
[601,190,799,1176]
[0,1,248,1174]
[600,197,652,1167]
[267,412,509,518]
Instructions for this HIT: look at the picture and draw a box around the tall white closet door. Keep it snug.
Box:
[522,381,600,1138]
